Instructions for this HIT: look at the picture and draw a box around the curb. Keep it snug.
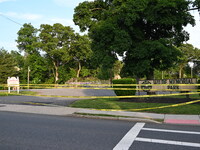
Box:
[71,114,163,124]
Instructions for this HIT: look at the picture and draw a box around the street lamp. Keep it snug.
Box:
[188,62,194,78]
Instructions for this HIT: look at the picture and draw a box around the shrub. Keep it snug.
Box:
[112,78,136,96]
[0,85,7,90]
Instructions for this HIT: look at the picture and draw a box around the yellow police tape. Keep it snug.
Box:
[1,83,200,87]
[93,99,200,112]
[1,83,199,112]
[2,90,198,112]
[17,99,200,112]
[4,86,200,91]
[13,92,200,112]
[1,83,200,91]
[17,91,200,99]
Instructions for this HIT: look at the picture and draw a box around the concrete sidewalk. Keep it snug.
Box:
[0,104,199,125]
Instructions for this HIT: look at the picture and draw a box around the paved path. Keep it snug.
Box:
[31,88,116,96]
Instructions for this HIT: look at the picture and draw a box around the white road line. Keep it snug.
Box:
[135,137,200,148]
[113,123,145,150]
[142,128,200,135]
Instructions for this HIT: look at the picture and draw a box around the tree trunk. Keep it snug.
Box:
[179,65,184,78]
[146,70,154,80]
[146,70,155,95]
[76,62,81,79]
[75,62,81,85]
[179,68,182,78]
[55,68,59,83]
[53,62,59,84]
[110,69,113,84]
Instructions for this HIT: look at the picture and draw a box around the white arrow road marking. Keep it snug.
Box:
[142,127,200,135]
[113,123,145,150]
[135,137,200,148]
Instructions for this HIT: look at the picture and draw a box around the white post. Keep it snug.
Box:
[16,86,19,94]
[8,87,10,93]
[188,62,194,78]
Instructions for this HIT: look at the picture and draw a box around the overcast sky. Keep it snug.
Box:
[0,0,200,51]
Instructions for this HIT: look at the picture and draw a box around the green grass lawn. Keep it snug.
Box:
[70,97,200,115]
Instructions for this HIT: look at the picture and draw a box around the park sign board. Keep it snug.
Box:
[7,77,20,93]
[139,78,197,92]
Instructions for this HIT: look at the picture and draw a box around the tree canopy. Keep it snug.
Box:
[74,0,196,79]
[16,23,39,55]
[177,44,200,78]
[15,23,94,84]
[16,23,48,84]
[39,23,76,83]
[0,48,18,83]
[71,34,92,79]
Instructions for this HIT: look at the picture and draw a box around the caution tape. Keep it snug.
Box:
[93,99,200,112]
[14,91,200,99]
[1,85,200,91]
[12,92,200,112]
[1,83,200,87]
[5,86,200,91]
[1,90,200,112]
[1,83,199,112]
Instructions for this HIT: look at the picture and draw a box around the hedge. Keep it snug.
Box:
[112,78,136,96]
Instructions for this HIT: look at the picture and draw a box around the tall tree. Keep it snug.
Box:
[16,23,48,84]
[74,0,118,76]
[39,23,75,83]
[0,48,18,83]
[71,34,92,79]
[177,44,200,78]
[74,0,195,80]
[16,23,39,55]
[178,44,200,78]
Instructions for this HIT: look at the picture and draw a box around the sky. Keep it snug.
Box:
[0,0,200,51]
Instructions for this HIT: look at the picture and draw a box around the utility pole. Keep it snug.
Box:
[28,66,30,89]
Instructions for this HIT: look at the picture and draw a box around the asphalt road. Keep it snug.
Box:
[0,112,200,150]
